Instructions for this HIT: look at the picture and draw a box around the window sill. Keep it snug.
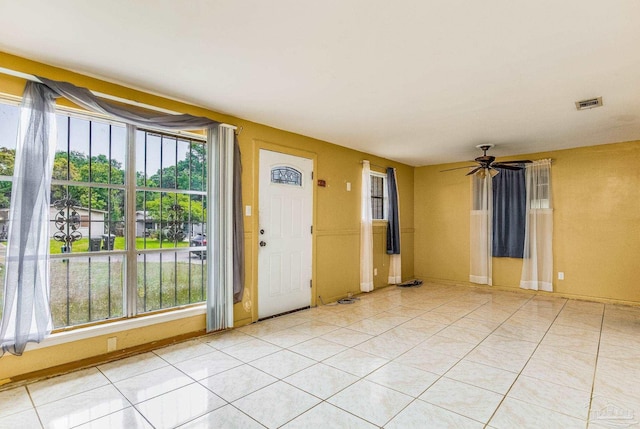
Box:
[25,304,207,352]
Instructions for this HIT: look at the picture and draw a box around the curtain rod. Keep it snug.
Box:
[0,66,238,131]
[360,160,389,170]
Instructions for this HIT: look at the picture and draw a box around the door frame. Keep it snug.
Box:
[251,140,318,323]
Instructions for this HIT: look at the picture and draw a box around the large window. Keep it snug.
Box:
[0,101,208,329]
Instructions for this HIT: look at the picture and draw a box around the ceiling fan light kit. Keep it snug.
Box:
[440,144,532,176]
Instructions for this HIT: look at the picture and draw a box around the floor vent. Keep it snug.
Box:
[575,97,603,110]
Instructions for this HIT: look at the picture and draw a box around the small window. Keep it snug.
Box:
[370,172,388,220]
[531,169,550,209]
[271,166,302,186]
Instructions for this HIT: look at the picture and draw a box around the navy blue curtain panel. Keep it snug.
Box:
[492,168,526,258]
[386,167,401,254]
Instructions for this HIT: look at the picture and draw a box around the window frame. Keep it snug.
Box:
[133,127,209,316]
[0,98,210,331]
[531,169,550,209]
[370,170,388,221]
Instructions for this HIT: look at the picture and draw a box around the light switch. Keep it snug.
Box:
[346,182,351,191]
[245,205,252,216]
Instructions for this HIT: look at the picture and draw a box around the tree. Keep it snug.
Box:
[146,141,207,191]
[0,147,14,208]
[0,147,15,176]
[145,193,206,223]
[50,151,126,234]
[144,193,206,241]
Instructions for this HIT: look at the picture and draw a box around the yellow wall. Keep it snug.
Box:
[0,52,414,381]
[414,141,640,303]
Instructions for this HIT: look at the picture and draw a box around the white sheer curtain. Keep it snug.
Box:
[0,82,56,355]
[469,170,492,285]
[207,125,236,331]
[389,256,401,284]
[520,159,553,291]
[360,161,374,292]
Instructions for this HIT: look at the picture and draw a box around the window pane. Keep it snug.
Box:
[144,133,162,188]
[136,129,147,187]
[271,166,302,186]
[50,186,125,253]
[161,135,177,189]
[176,138,190,191]
[111,125,126,185]
[50,255,124,328]
[90,121,109,184]
[0,180,11,211]
[69,117,90,182]
[371,175,384,219]
[136,190,205,250]
[136,192,189,249]
[135,132,207,312]
[137,251,206,313]
[53,151,71,181]
[188,194,207,235]
[190,141,207,192]
[0,103,18,177]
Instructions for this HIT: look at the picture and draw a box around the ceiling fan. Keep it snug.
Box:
[441,144,532,176]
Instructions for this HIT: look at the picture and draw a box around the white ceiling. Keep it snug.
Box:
[0,0,639,166]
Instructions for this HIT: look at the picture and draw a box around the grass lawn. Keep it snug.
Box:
[49,257,206,328]
[50,237,190,254]
[1,239,202,328]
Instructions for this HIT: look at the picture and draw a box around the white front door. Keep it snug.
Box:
[258,149,313,319]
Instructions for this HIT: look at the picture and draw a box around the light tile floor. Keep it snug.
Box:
[1,283,639,428]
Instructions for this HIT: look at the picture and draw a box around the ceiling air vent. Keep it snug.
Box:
[575,97,603,111]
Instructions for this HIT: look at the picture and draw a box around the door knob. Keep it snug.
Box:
[259,241,267,247]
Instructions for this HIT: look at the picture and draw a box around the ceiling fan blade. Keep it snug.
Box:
[496,160,532,164]
[440,164,477,172]
[492,163,522,171]
[465,167,483,176]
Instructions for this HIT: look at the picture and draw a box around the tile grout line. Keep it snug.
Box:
[482,296,569,428]
[93,365,156,429]
[24,384,45,429]
[584,304,607,428]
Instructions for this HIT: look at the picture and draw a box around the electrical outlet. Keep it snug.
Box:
[558,272,564,280]
[374,268,378,276]
[107,337,117,352]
